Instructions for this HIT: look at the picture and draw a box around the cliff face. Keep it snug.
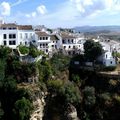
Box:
[29,90,79,120]
[30,91,47,120]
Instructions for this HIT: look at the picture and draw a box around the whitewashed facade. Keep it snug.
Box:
[60,33,85,55]
[0,23,35,49]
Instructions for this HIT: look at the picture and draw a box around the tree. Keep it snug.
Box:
[84,40,103,62]
[83,86,96,107]
[13,97,32,120]
[0,46,12,59]
[29,45,41,58]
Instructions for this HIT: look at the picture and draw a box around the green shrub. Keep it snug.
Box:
[13,97,32,120]
[0,46,12,59]
[29,46,41,58]
[83,86,96,107]
[19,45,29,55]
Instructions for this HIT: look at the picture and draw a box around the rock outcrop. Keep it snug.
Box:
[30,92,47,120]
[65,104,79,120]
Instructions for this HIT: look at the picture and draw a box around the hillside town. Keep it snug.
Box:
[1,20,120,67]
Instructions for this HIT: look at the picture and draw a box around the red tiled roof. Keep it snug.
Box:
[35,32,50,36]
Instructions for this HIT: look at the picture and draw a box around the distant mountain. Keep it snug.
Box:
[73,26,120,33]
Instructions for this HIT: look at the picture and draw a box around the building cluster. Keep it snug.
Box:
[0,22,119,66]
[0,23,85,56]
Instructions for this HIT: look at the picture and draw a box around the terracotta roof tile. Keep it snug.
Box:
[61,33,76,39]
[18,25,33,30]
[50,35,59,41]
[35,32,50,36]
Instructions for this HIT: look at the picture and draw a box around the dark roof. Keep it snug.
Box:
[61,33,76,39]
[0,23,33,30]
[18,25,33,30]
[0,23,17,28]
[50,35,59,41]
[35,32,50,36]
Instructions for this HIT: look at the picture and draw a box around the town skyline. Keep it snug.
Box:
[0,0,120,28]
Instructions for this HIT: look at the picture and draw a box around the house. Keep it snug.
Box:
[94,39,116,66]
[0,23,35,49]
[61,32,85,55]
[35,31,51,54]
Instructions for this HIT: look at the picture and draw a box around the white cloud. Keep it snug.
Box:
[37,5,47,15]
[26,4,47,18]
[11,0,28,7]
[0,2,11,16]
[31,12,37,17]
[69,0,120,17]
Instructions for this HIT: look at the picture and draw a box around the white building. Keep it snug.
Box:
[60,33,85,55]
[92,38,117,66]
[0,23,35,49]
[35,31,62,55]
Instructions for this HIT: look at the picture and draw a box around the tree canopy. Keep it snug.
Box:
[84,40,103,62]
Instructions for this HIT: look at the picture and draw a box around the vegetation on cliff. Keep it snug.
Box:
[0,45,120,120]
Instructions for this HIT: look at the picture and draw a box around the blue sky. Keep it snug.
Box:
[0,0,120,28]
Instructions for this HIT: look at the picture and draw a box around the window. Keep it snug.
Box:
[20,33,22,39]
[3,34,7,39]
[46,49,48,53]
[64,46,66,49]
[62,40,65,44]
[40,37,42,40]
[106,54,107,58]
[71,39,73,43]
[30,33,32,38]
[111,61,112,64]
[3,28,6,30]
[25,33,28,39]
[43,37,45,40]
[9,40,16,45]
[52,45,54,47]
[55,45,57,49]
[9,34,16,39]
[69,46,71,48]
[3,41,6,45]
[46,37,48,40]
[25,41,27,45]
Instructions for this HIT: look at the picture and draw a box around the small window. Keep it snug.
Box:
[46,49,48,53]
[25,41,27,45]
[3,28,6,30]
[25,33,28,39]
[71,39,73,43]
[64,46,66,49]
[62,40,65,44]
[3,34,7,39]
[111,61,112,64]
[52,45,54,47]
[3,41,6,45]
[9,40,16,45]
[9,34,16,39]
[106,55,107,58]
[69,46,71,48]
[46,37,48,40]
